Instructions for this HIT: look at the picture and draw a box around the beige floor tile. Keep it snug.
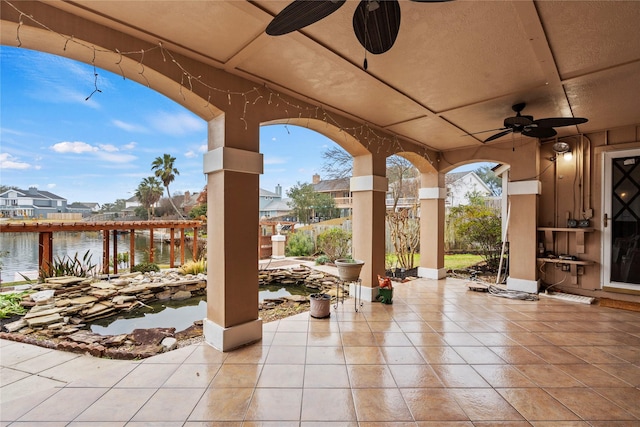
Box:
[301,388,356,421]
[74,388,156,421]
[162,363,220,388]
[498,388,579,421]
[396,321,434,333]
[347,365,397,388]
[131,388,205,422]
[183,344,228,364]
[351,388,413,422]
[245,388,303,421]
[451,346,505,364]
[472,363,535,388]
[431,365,490,388]
[270,332,308,346]
[401,388,469,421]
[471,332,519,346]
[188,388,253,421]
[557,363,633,387]
[489,346,547,365]
[341,331,377,346]
[593,387,640,419]
[366,320,401,332]
[343,346,386,364]
[514,364,584,388]
[115,362,179,388]
[338,321,373,333]
[449,388,524,421]
[304,364,350,388]
[388,364,443,388]
[306,331,343,346]
[0,387,60,422]
[0,374,65,405]
[440,333,484,346]
[257,364,304,388]
[209,363,263,388]
[222,344,269,364]
[415,422,474,427]
[380,346,425,364]
[405,332,447,346]
[305,345,345,364]
[10,350,80,374]
[527,346,587,364]
[0,367,32,387]
[140,344,197,364]
[17,388,106,422]
[276,319,309,332]
[562,346,625,364]
[594,363,640,387]
[0,342,54,367]
[265,345,306,364]
[373,331,413,346]
[416,346,466,364]
[46,357,136,387]
[545,388,636,421]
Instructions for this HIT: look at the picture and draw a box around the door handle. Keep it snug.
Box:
[603,213,608,227]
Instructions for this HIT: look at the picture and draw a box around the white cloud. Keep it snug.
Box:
[122,142,137,150]
[113,120,147,133]
[0,153,32,170]
[185,150,196,158]
[264,156,287,165]
[51,141,98,154]
[49,141,136,163]
[149,111,205,135]
[98,144,119,152]
[198,144,207,153]
[47,183,57,189]
[272,137,277,141]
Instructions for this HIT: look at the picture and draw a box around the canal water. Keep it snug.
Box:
[0,231,194,283]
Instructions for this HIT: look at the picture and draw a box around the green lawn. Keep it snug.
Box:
[385,253,483,271]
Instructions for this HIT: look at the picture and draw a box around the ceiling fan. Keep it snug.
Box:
[476,103,588,143]
[266,0,453,60]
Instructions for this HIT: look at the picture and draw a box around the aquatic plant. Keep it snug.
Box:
[39,250,97,280]
[0,291,30,319]
[131,262,160,273]
[179,259,206,275]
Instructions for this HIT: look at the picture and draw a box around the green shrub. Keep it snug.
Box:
[39,250,97,280]
[316,227,351,261]
[285,232,314,257]
[315,254,331,265]
[131,262,160,273]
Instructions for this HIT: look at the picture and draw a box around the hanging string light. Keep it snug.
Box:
[3,0,435,167]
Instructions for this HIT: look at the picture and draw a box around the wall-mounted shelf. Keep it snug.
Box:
[537,227,596,285]
[537,227,594,254]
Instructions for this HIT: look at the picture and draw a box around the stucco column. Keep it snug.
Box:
[350,171,388,301]
[506,180,541,293]
[203,114,263,351]
[418,186,447,279]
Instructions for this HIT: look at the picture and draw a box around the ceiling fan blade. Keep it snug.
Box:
[353,0,401,54]
[463,127,508,136]
[484,129,513,143]
[533,117,588,128]
[523,127,557,139]
[266,0,346,36]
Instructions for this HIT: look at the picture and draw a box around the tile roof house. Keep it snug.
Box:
[259,185,293,219]
[0,187,67,219]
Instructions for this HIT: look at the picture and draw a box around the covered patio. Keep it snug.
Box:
[2,276,640,424]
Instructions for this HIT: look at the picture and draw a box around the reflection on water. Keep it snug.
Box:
[89,285,312,336]
[0,231,193,282]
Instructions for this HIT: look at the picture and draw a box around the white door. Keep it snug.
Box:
[602,148,640,291]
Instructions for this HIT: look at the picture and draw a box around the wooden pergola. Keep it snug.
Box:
[0,220,203,276]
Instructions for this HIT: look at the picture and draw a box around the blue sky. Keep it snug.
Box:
[1,46,478,206]
[0,46,333,205]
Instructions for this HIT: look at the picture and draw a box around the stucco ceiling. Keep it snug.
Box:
[20,1,640,152]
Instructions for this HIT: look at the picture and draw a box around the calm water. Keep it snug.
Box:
[90,285,311,335]
[0,231,193,282]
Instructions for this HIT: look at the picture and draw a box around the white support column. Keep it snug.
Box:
[506,180,541,294]
[203,133,264,352]
[350,174,388,300]
[418,186,447,279]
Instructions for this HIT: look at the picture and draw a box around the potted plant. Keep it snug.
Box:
[334,258,365,282]
[309,293,331,318]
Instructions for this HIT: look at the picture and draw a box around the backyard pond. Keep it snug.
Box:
[89,284,314,335]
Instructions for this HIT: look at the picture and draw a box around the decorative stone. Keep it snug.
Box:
[161,337,177,351]
[171,290,191,300]
[130,328,175,346]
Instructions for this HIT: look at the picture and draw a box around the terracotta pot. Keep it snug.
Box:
[309,293,331,318]
[334,259,364,282]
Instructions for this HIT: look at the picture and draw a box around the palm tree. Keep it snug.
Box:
[151,153,183,218]
[135,177,163,220]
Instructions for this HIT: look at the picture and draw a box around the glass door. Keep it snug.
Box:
[603,149,640,290]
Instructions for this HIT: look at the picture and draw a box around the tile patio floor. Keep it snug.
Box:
[1,277,640,426]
